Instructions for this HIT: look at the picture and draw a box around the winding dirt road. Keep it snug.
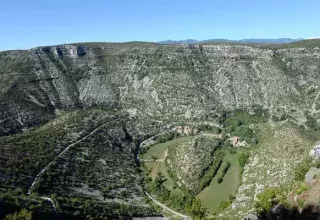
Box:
[138,132,191,219]
[145,192,190,219]
[27,122,109,213]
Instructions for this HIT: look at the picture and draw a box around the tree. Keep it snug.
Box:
[199,45,204,53]
[186,198,207,219]
[4,209,32,220]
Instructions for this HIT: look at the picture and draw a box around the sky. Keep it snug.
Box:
[1,0,320,50]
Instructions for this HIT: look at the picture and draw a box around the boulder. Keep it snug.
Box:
[242,213,259,220]
[305,167,320,183]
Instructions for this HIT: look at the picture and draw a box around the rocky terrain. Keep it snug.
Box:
[1,40,320,135]
[167,136,220,192]
[1,39,320,219]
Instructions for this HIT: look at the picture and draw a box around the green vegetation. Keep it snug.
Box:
[4,209,32,220]
[142,136,194,190]
[142,115,255,216]
[199,150,225,191]
[198,124,221,133]
[214,199,233,215]
[0,110,161,219]
[142,136,191,160]
[185,197,207,220]
[217,162,231,184]
[147,173,207,219]
[222,110,267,144]
[238,152,250,174]
[255,186,291,214]
[3,40,320,219]
[0,110,108,191]
[294,182,308,195]
[198,152,241,212]
[142,134,211,218]
[294,158,312,181]
[222,110,268,127]
[0,188,54,219]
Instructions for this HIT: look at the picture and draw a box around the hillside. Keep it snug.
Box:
[1,39,320,219]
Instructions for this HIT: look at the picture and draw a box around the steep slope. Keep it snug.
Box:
[1,40,320,218]
[1,41,320,135]
[0,110,163,219]
[220,121,316,219]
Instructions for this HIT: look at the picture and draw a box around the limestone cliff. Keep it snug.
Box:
[1,42,320,135]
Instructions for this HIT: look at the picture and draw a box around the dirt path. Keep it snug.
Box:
[27,122,109,213]
[137,134,190,219]
[41,197,57,213]
[201,131,223,139]
[145,192,190,219]
[150,149,168,179]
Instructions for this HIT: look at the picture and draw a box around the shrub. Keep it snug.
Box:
[297,199,305,208]
[238,152,250,174]
[294,182,308,195]
[255,186,290,213]
[216,162,231,184]
[222,162,231,175]
[294,159,311,181]
[214,200,232,214]
[199,150,225,191]
[185,197,207,219]
[4,209,32,220]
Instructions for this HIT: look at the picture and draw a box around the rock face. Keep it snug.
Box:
[1,42,320,135]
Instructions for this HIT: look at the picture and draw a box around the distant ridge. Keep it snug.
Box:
[158,38,303,45]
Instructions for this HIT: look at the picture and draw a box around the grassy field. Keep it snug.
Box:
[142,136,193,160]
[142,136,194,190]
[197,153,241,212]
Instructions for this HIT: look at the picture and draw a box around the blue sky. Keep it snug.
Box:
[1,0,319,50]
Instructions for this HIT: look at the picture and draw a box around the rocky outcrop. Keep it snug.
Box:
[309,144,320,159]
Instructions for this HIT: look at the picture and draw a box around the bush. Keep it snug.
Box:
[4,209,32,220]
[185,197,207,219]
[215,162,231,184]
[294,159,311,181]
[295,182,308,195]
[238,152,250,174]
[255,186,290,213]
[222,162,231,175]
[214,200,232,214]
[199,150,225,191]
[198,124,221,133]
[305,114,319,131]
